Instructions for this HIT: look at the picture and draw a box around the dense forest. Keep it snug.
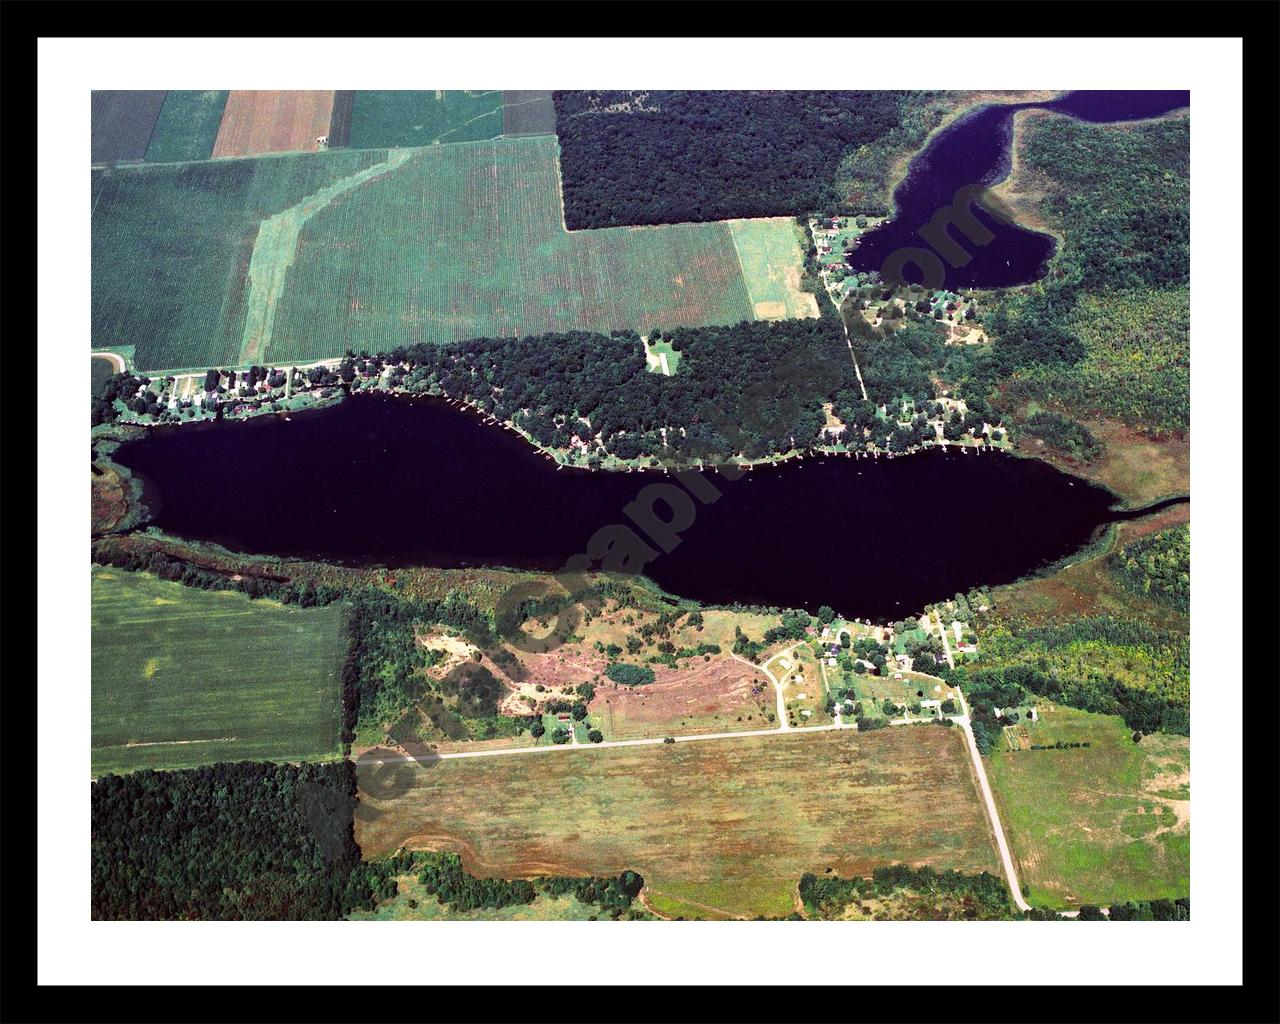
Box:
[553,91,912,228]
[91,761,373,920]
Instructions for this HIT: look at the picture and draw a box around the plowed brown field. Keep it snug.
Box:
[212,90,335,158]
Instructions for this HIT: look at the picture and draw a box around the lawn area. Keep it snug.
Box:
[986,703,1189,908]
[144,90,229,163]
[91,567,346,775]
[728,217,820,321]
[355,725,998,919]
[347,90,505,149]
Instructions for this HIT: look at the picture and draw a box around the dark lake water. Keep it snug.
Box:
[845,90,1191,289]
[113,395,1180,620]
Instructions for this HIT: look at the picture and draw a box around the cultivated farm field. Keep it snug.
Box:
[91,150,387,371]
[212,91,336,158]
[986,703,1189,908]
[91,567,346,776]
[266,136,759,362]
[144,91,229,163]
[346,90,505,149]
[91,91,167,164]
[355,725,998,919]
[501,90,557,136]
[92,136,810,372]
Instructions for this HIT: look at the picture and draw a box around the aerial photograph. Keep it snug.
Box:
[88,86,1193,926]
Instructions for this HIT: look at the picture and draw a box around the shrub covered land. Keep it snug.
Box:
[800,864,1012,921]
[955,616,1189,755]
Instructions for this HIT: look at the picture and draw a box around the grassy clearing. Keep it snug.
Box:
[144,91,229,163]
[356,725,997,919]
[347,90,504,149]
[986,703,1189,908]
[728,217,819,320]
[91,567,346,775]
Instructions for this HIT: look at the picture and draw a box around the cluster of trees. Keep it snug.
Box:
[605,663,656,687]
[799,864,1012,920]
[410,853,646,919]
[553,90,907,228]
[92,370,151,426]
[342,589,498,738]
[92,762,371,920]
[1111,524,1190,612]
[1019,410,1103,462]
[763,609,815,645]
[732,625,765,662]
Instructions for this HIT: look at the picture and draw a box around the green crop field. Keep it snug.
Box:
[986,703,1189,908]
[347,90,505,149]
[91,150,387,371]
[91,138,781,372]
[264,136,757,363]
[728,218,820,321]
[356,725,997,919]
[144,91,229,163]
[91,567,346,776]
